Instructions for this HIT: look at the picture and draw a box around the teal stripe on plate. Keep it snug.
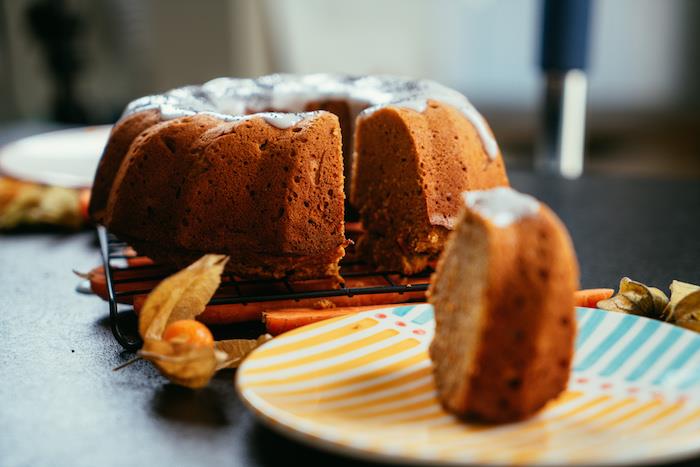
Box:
[575,307,592,321]
[575,310,606,350]
[599,320,660,377]
[391,305,416,317]
[625,326,685,382]
[652,338,700,386]
[411,309,433,325]
[677,369,700,391]
[575,314,637,372]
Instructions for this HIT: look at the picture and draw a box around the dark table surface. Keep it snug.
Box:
[1,171,700,467]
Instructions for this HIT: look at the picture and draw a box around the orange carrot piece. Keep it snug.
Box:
[78,189,91,222]
[263,304,406,335]
[132,288,426,325]
[126,256,155,267]
[132,294,263,323]
[263,309,352,335]
[574,288,615,308]
[86,266,107,300]
[111,258,429,325]
[85,263,173,303]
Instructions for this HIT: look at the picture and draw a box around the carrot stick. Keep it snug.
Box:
[574,288,615,308]
[89,253,430,324]
[132,286,426,325]
[126,256,155,267]
[83,263,174,302]
[84,266,107,300]
[263,304,405,335]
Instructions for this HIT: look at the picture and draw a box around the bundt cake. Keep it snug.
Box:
[429,187,579,423]
[90,74,509,279]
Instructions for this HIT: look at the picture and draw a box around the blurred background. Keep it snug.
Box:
[1,0,699,178]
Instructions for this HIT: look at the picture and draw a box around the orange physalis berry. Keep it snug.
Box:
[162,319,214,348]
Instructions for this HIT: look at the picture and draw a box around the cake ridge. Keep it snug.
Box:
[123,73,500,158]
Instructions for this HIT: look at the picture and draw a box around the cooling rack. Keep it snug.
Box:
[97,226,431,351]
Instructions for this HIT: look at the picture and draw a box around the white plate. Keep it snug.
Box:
[237,305,700,466]
[0,125,111,188]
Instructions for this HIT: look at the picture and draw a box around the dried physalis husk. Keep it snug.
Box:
[649,286,670,317]
[137,254,270,388]
[215,335,272,369]
[597,277,669,318]
[663,281,700,331]
[0,178,82,230]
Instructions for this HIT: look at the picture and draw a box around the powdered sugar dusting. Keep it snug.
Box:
[259,113,305,129]
[462,187,540,227]
[123,74,500,158]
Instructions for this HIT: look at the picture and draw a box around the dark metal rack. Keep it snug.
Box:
[97,226,430,351]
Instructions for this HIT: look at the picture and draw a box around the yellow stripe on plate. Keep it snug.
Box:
[595,399,663,430]
[292,365,434,406]
[244,329,399,375]
[510,401,655,464]
[354,390,585,452]
[657,406,700,433]
[338,406,446,426]
[245,338,421,388]
[251,317,379,359]
[255,352,429,398]
[636,402,685,429]
[259,381,435,422]
[545,390,585,410]
[563,401,681,463]
[344,394,439,420]
[237,305,700,466]
[565,396,636,427]
[435,394,613,457]
[402,390,586,438]
[322,381,435,414]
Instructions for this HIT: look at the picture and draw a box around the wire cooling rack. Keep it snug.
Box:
[97,226,431,351]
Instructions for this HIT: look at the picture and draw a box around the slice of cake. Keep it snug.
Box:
[429,187,579,423]
[351,100,509,275]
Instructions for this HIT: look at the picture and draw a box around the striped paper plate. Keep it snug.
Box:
[236,305,700,465]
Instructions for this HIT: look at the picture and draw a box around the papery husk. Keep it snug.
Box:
[141,338,223,388]
[138,255,228,339]
[597,277,669,318]
[0,178,82,230]
[136,254,270,388]
[649,287,670,316]
[215,335,272,369]
[663,281,700,331]
[662,281,700,321]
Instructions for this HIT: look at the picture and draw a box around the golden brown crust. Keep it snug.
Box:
[89,109,161,222]
[175,112,345,258]
[351,101,509,275]
[124,236,347,282]
[429,202,579,423]
[103,114,222,249]
[92,93,507,281]
[96,111,347,280]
